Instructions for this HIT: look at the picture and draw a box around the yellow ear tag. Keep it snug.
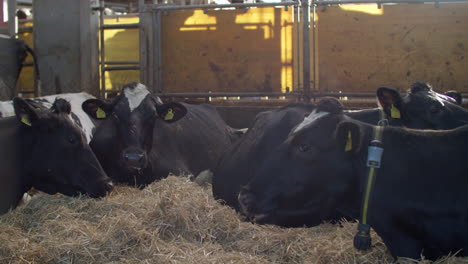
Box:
[21,114,32,126]
[390,104,401,119]
[164,108,174,121]
[96,107,106,119]
[345,131,352,152]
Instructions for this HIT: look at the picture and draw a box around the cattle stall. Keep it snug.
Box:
[10,0,468,128]
[133,0,468,127]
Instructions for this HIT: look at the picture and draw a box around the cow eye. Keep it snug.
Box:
[298,144,310,152]
[68,137,77,144]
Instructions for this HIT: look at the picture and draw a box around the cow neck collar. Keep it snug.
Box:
[353,110,387,251]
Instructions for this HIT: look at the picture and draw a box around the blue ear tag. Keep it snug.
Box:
[367,140,384,168]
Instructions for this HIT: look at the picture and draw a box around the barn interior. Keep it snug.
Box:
[0,0,467,262]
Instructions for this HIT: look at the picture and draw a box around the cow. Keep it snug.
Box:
[0,36,40,101]
[212,103,317,211]
[0,92,98,143]
[237,97,468,260]
[81,82,241,187]
[0,97,113,215]
[212,82,468,211]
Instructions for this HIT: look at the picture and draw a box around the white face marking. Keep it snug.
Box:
[293,110,330,133]
[434,93,448,106]
[0,92,96,143]
[123,83,150,112]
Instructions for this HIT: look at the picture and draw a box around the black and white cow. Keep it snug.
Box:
[238,97,468,260]
[213,82,468,211]
[0,36,39,100]
[0,92,98,143]
[0,97,113,215]
[82,82,241,187]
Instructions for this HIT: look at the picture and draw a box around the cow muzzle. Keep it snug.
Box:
[122,148,148,169]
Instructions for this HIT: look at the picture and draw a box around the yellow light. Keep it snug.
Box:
[339,4,383,15]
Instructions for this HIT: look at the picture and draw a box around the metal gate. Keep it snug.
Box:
[135,0,468,103]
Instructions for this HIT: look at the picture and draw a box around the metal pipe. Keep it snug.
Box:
[101,23,139,29]
[18,26,33,33]
[102,65,140,71]
[154,9,162,93]
[7,0,17,37]
[314,0,468,4]
[103,61,140,65]
[98,91,301,97]
[302,0,311,100]
[143,2,299,12]
[99,0,106,98]
[311,0,317,99]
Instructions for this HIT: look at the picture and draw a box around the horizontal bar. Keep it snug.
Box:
[102,90,301,97]
[155,92,301,97]
[103,13,139,19]
[317,92,376,97]
[314,0,468,4]
[102,65,140,71]
[143,2,298,12]
[102,61,139,65]
[18,26,32,33]
[101,23,139,30]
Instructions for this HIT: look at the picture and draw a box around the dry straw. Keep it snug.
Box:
[0,176,466,264]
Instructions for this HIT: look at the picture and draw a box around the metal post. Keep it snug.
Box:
[311,0,317,99]
[99,0,106,98]
[7,0,16,37]
[302,0,311,101]
[139,0,148,86]
[153,9,162,93]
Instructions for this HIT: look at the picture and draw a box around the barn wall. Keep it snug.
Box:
[316,3,468,93]
[159,7,294,94]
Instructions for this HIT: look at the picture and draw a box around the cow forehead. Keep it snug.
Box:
[293,110,330,133]
[123,83,150,112]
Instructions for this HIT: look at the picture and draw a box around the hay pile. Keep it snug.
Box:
[0,176,463,263]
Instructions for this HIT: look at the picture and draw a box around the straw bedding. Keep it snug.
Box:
[0,176,465,264]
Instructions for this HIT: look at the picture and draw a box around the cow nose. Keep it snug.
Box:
[238,188,257,215]
[123,149,147,168]
[104,180,114,193]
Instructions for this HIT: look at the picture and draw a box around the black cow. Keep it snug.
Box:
[0,92,98,143]
[238,97,468,260]
[0,36,40,100]
[213,103,316,210]
[376,82,468,130]
[82,82,241,187]
[213,82,468,211]
[0,97,113,214]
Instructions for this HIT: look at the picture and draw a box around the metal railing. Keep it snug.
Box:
[99,0,140,98]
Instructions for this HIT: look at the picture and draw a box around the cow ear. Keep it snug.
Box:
[376,87,403,120]
[13,97,39,127]
[444,91,462,105]
[156,102,187,123]
[335,121,362,154]
[82,99,111,120]
[51,98,71,115]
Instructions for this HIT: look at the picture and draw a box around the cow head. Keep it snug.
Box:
[377,82,468,129]
[14,97,113,198]
[82,82,187,186]
[238,98,363,227]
